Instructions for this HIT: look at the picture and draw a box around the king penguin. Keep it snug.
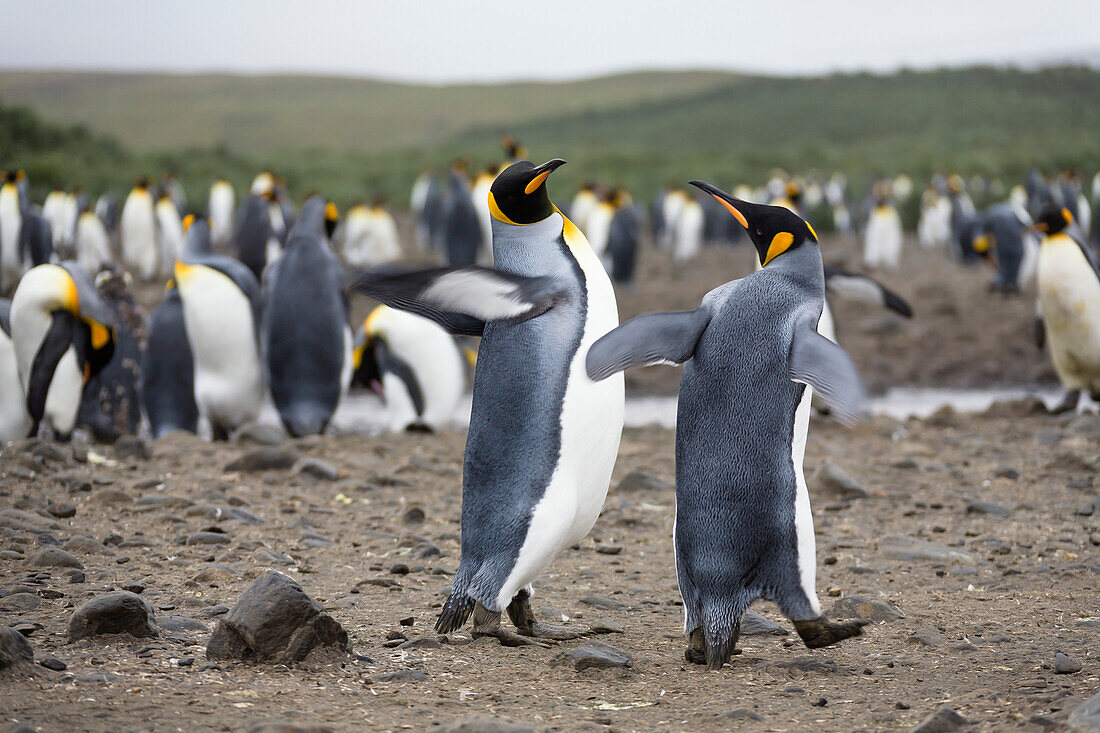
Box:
[261,197,350,437]
[10,261,117,440]
[0,298,33,443]
[352,305,466,433]
[120,178,160,281]
[440,163,482,267]
[355,158,624,644]
[1034,204,1100,413]
[175,215,265,440]
[232,192,276,282]
[75,202,112,275]
[587,182,869,669]
[155,191,185,278]
[142,216,203,438]
[208,178,236,250]
[0,171,25,293]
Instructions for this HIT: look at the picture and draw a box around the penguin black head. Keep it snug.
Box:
[1034,204,1073,236]
[324,201,339,239]
[489,159,566,225]
[690,180,818,266]
[3,171,15,184]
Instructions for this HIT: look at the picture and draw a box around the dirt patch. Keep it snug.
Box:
[1,404,1097,731]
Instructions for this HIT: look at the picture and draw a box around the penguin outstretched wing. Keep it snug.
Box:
[823,267,912,317]
[585,307,712,381]
[789,318,867,425]
[353,265,569,336]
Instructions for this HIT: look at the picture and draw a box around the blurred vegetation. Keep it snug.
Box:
[0,66,1097,212]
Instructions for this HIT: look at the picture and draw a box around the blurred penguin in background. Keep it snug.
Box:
[660,188,689,250]
[825,173,851,234]
[500,133,527,163]
[0,297,33,442]
[411,168,441,253]
[20,203,54,270]
[342,198,402,269]
[605,190,640,287]
[161,173,187,215]
[352,305,466,433]
[232,191,277,282]
[585,187,615,259]
[770,180,803,215]
[470,164,500,265]
[439,162,482,267]
[175,216,265,440]
[77,266,144,441]
[973,203,1031,292]
[570,182,599,235]
[863,182,902,271]
[43,189,75,254]
[95,194,120,237]
[947,174,978,262]
[208,178,236,250]
[120,177,160,281]
[75,202,112,275]
[155,190,185,277]
[673,191,705,263]
[261,197,350,437]
[0,171,25,292]
[918,186,952,250]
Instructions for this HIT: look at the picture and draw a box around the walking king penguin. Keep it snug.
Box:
[1034,204,1100,413]
[174,216,265,440]
[10,262,117,440]
[0,298,33,442]
[587,182,869,669]
[261,197,350,437]
[354,159,624,644]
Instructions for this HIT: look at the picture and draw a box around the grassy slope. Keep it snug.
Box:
[0,67,1097,206]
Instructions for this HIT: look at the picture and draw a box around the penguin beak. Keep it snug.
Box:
[688,180,749,228]
[524,159,567,195]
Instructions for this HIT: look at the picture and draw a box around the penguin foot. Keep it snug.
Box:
[505,589,591,641]
[1050,390,1082,415]
[793,615,869,649]
[471,603,548,648]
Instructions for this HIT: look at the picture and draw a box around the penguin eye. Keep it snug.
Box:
[756,228,762,237]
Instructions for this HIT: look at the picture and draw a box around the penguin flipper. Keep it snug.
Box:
[374,340,425,417]
[823,268,912,318]
[585,307,711,381]
[789,320,867,425]
[353,265,568,336]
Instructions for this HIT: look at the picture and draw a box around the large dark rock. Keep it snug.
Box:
[911,707,970,732]
[206,571,349,663]
[27,546,83,569]
[829,595,905,622]
[0,626,33,670]
[552,641,632,671]
[68,591,158,640]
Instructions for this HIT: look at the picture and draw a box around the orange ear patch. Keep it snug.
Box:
[1062,208,1073,225]
[762,231,794,265]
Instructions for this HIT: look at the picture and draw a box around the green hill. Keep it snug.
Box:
[0,66,1097,207]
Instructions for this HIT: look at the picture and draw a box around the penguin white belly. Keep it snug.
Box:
[864,209,902,271]
[791,382,822,615]
[43,347,82,437]
[367,214,402,265]
[120,197,158,280]
[264,237,282,269]
[674,203,704,263]
[0,191,23,286]
[471,183,494,265]
[1038,239,1100,392]
[382,311,465,430]
[209,187,235,246]
[585,207,612,258]
[157,205,184,273]
[182,277,264,430]
[339,324,354,395]
[76,215,111,274]
[343,214,371,269]
[495,236,624,608]
[0,329,31,442]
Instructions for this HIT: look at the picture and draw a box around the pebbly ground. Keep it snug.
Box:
[1,401,1098,732]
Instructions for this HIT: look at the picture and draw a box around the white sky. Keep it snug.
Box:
[3,0,1098,82]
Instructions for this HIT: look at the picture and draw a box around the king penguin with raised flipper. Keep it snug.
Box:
[175,216,265,440]
[355,158,624,645]
[587,182,869,669]
[261,197,350,437]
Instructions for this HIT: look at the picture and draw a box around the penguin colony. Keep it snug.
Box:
[2,148,1099,671]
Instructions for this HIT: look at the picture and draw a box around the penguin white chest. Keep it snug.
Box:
[1038,237,1100,391]
[0,328,32,442]
[494,234,625,607]
[0,187,23,278]
[178,269,264,429]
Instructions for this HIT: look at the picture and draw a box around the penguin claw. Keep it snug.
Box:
[793,616,869,649]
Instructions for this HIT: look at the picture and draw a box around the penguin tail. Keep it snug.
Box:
[701,596,750,671]
[435,590,475,634]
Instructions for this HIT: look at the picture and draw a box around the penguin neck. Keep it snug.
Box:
[490,212,580,279]
[763,243,824,293]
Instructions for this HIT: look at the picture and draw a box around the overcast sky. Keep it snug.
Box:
[2,1,1097,83]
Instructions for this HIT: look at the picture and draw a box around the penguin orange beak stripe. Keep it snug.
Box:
[688,180,748,228]
[523,159,567,195]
